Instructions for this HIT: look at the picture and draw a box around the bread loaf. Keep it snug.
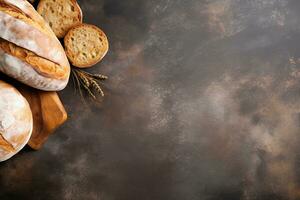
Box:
[0,80,33,162]
[64,24,109,68]
[0,0,70,91]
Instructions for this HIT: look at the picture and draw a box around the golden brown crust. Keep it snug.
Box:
[37,0,83,38]
[0,0,70,73]
[0,80,33,161]
[0,0,70,90]
[0,38,68,80]
[0,1,30,18]
[3,0,57,39]
[0,0,54,37]
[64,23,109,68]
[0,133,15,152]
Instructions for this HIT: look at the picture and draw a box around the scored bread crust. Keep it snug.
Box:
[0,0,70,91]
[37,0,83,38]
[0,38,67,79]
[0,10,69,68]
[2,0,54,34]
[0,48,68,91]
[0,80,32,162]
[64,23,109,68]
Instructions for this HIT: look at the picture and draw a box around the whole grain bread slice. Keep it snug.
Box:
[37,0,82,38]
[64,24,109,68]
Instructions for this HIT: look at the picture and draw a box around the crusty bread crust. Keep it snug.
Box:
[0,49,68,91]
[2,0,55,35]
[0,80,32,162]
[37,0,83,38]
[64,23,109,68]
[0,0,70,91]
[0,10,69,69]
[0,38,68,80]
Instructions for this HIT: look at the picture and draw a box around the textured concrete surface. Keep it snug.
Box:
[2,0,300,199]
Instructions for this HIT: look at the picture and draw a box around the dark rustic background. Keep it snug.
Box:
[2,0,300,199]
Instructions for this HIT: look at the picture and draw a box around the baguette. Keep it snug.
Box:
[64,24,109,68]
[0,0,70,91]
[37,0,82,38]
[0,80,33,162]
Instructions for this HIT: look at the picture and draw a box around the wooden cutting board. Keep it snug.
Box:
[19,87,68,150]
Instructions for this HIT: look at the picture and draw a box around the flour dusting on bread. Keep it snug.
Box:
[0,81,32,161]
[0,49,68,91]
[0,0,70,91]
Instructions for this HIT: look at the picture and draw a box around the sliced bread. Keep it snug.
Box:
[64,24,109,68]
[37,0,82,38]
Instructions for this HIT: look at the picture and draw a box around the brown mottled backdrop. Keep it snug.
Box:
[2,0,300,199]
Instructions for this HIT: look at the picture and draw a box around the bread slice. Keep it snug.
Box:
[37,0,82,38]
[64,24,109,68]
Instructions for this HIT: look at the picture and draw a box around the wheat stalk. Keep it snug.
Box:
[90,79,104,97]
[71,68,107,100]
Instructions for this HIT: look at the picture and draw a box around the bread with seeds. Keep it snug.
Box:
[64,24,109,68]
[37,0,82,38]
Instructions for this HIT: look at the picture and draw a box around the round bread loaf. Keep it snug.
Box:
[0,0,70,91]
[0,80,33,162]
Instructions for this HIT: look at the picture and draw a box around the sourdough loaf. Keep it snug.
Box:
[0,0,70,91]
[64,24,109,68]
[0,80,33,162]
